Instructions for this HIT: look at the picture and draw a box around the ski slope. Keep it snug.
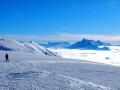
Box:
[0,51,120,90]
[49,46,120,66]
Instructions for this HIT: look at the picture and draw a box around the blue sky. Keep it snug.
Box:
[0,0,120,42]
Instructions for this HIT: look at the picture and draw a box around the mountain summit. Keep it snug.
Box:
[69,39,110,50]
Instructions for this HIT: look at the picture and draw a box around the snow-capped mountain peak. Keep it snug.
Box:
[69,39,110,50]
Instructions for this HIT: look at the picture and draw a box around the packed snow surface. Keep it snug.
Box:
[0,51,120,90]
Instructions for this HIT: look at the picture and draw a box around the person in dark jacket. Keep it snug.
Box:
[5,53,9,62]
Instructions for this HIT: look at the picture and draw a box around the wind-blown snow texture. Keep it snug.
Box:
[0,51,120,90]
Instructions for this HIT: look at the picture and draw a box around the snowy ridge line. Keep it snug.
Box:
[0,38,57,56]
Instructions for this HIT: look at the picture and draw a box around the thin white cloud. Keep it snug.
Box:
[0,33,120,44]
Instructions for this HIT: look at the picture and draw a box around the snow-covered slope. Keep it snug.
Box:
[0,38,31,51]
[24,42,41,52]
[0,38,56,56]
[26,41,57,56]
[0,51,120,90]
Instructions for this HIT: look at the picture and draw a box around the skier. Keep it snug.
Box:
[45,52,48,55]
[5,53,9,62]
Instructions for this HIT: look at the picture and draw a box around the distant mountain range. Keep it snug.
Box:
[69,39,110,50]
[0,38,110,52]
[40,42,70,48]
[41,39,110,50]
[0,38,57,56]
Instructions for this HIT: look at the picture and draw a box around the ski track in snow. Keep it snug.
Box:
[0,69,113,90]
[0,51,119,90]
